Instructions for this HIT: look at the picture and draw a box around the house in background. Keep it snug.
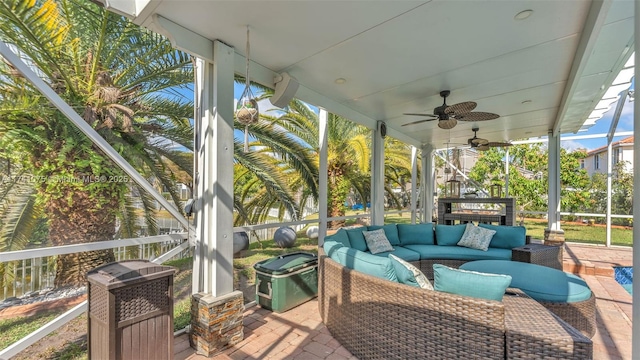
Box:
[582,136,634,177]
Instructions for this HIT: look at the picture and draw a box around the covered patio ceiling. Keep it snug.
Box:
[102,0,633,148]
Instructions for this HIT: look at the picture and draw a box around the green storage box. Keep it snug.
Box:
[254,252,318,312]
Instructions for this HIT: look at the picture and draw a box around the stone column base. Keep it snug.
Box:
[544,228,565,246]
[190,290,244,357]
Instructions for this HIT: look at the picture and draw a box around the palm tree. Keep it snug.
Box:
[0,0,321,287]
[0,0,195,286]
[276,101,414,228]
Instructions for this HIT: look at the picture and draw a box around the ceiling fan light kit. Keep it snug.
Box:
[437,118,457,129]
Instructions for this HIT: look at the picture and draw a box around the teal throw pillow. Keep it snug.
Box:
[435,224,467,246]
[433,264,512,301]
[457,223,496,251]
[478,223,527,249]
[389,254,433,290]
[397,223,434,245]
[362,228,394,254]
[345,227,368,251]
[367,224,400,245]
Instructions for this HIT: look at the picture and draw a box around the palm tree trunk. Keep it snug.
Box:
[47,187,119,287]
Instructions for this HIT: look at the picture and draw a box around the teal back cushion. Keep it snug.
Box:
[478,224,526,249]
[335,247,398,282]
[323,241,344,260]
[433,264,512,301]
[367,224,400,245]
[345,228,368,251]
[435,224,467,246]
[397,223,434,245]
[327,228,351,247]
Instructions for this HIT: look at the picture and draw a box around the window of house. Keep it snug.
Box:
[594,154,600,169]
[580,159,585,169]
[613,148,622,165]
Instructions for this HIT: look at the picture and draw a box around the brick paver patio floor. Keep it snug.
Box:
[176,242,633,360]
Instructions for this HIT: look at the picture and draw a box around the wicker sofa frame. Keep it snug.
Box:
[319,255,593,359]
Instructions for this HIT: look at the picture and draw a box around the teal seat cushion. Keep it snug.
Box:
[460,260,592,303]
[404,244,512,261]
[478,224,526,249]
[435,224,467,246]
[334,247,398,282]
[433,264,512,301]
[366,246,421,262]
[367,224,400,245]
[323,241,344,260]
[345,227,368,251]
[326,228,351,247]
[397,223,434,245]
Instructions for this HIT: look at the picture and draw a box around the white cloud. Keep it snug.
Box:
[561,139,586,151]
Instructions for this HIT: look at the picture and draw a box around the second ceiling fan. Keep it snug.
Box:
[403,90,499,129]
[467,126,512,151]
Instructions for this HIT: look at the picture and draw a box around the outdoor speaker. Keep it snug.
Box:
[270,72,299,108]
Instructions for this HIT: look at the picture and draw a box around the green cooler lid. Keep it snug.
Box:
[254,252,317,275]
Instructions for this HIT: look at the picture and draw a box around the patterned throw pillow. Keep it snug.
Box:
[389,254,433,290]
[457,223,496,251]
[362,228,394,254]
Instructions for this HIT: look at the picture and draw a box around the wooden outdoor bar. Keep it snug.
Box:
[437,197,516,226]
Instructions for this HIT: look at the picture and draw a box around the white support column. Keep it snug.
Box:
[410,146,418,224]
[545,130,564,244]
[193,41,235,297]
[423,144,435,223]
[318,109,329,244]
[370,122,385,225]
[632,9,639,357]
[505,148,510,197]
[605,142,613,247]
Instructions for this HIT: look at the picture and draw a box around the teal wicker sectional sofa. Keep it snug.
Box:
[324,222,527,279]
[318,223,593,359]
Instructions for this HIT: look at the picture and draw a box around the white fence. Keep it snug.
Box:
[0,234,189,301]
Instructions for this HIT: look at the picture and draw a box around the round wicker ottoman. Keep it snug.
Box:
[460,260,596,338]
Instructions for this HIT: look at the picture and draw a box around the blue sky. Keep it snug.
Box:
[561,95,634,151]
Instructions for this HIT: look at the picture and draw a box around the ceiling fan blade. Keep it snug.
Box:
[402,118,437,126]
[486,142,513,147]
[445,101,477,115]
[455,111,500,121]
[403,112,438,117]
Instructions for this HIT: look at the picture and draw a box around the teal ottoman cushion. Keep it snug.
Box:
[460,260,592,303]
[397,223,434,245]
[367,224,401,245]
[478,224,526,249]
[433,264,512,301]
[435,224,467,246]
[345,228,368,252]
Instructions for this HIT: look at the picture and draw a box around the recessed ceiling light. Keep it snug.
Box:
[514,9,533,20]
[521,100,532,104]
[335,78,346,84]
